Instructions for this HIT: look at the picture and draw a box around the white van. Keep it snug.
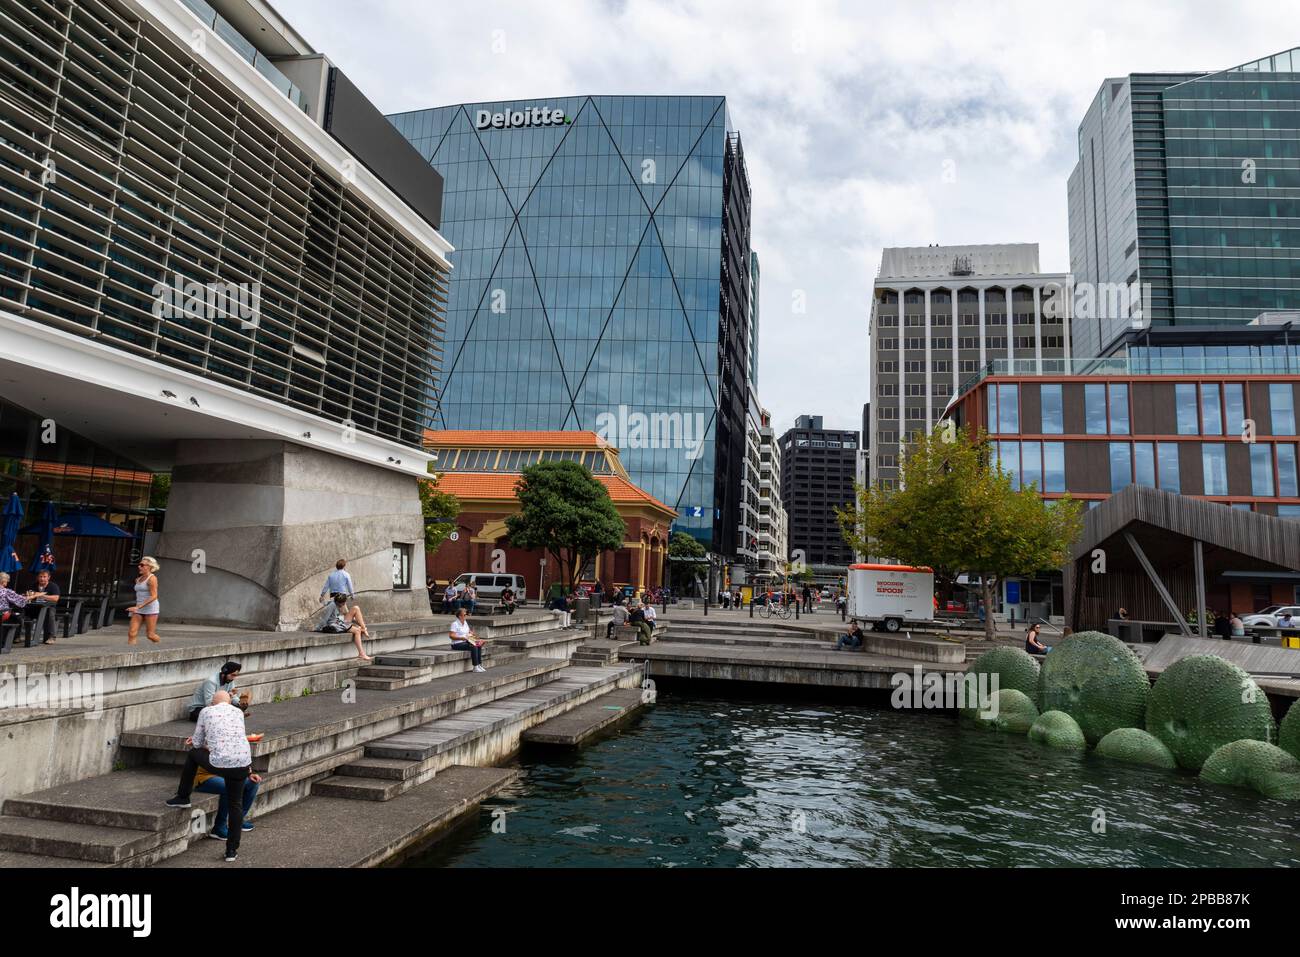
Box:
[847,563,935,633]
[451,573,527,604]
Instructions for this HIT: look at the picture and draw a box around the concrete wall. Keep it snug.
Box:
[157,440,432,630]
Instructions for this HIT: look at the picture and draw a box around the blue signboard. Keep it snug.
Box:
[1005,581,1021,605]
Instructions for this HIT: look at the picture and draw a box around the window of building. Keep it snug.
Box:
[1022,441,1043,490]
[1203,443,1228,495]
[999,441,1021,490]
[1224,382,1245,437]
[1279,505,1300,520]
[391,543,412,590]
[1176,383,1199,435]
[1085,384,1107,434]
[1108,383,1130,435]
[1109,442,1132,492]
[1041,383,1063,434]
[998,383,1019,434]
[1201,383,1223,436]
[1272,384,1297,435]
[1158,442,1180,493]
[1134,442,1155,487]
[1278,443,1299,497]
[1044,442,1065,493]
[1251,443,1275,497]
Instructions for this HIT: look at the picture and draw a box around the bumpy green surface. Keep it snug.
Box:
[970,688,1039,734]
[1095,728,1178,769]
[1027,710,1087,750]
[1279,698,1300,761]
[1196,738,1300,800]
[1036,631,1149,745]
[967,647,1040,701]
[1147,655,1276,771]
[1255,770,1300,801]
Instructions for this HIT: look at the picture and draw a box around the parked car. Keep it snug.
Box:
[450,573,528,605]
[1241,605,1300,630]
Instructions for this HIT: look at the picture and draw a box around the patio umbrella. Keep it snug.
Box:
[0,492,22,575]
[20,510,133,593]
[30,501,57,574]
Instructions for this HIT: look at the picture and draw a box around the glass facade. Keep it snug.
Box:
[388,96,751,549]
[1165,50,1300,322]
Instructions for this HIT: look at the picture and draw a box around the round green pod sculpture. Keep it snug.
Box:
[1095,728,1178,769]
[1200,740,1300,799]
[966,646,1040,701]
[969,688,1039,734]
[1027,710,1087,750]
[1036,631,1149,746]
[1279,698,1300,761]
[1147,655,1276,771]
[1254,770,1300,801]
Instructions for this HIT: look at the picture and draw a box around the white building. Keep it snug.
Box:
[868,244,1070,489]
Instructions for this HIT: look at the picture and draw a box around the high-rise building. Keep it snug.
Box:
[757,407,787,576]
[779,415,858,570]
[388,96,753,560]
[868,244,1069,489]
[0,0,452,628]
[748,251,761,390]
[1068,48,1300,357]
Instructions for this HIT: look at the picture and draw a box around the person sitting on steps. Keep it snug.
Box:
[449,606,487,672]
[188,661,249,722]
[607,598,629,639]
[318,593,372,661]
[836,621,865,651]
[1025,622,1049,655]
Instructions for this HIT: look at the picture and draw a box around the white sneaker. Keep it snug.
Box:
[474,664,486,672]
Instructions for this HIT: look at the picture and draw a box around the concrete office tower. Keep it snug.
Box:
[389,96,754,562]
[749,251,761,390]
[868,244,1069,490]
[1068,48,1300,357]
[778,415,859,570]
[0,0,453,628]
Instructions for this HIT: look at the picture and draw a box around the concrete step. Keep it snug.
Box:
[314,663,642,802]
[487,627,584,660]
[152,765,520,868]
[120,656,569,774]
[522,687,648,747]
[0,815,165,865]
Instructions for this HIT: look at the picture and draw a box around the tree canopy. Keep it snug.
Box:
[667,530,706,589]
[419,469,461,555]
[505,460,625,588]
[837,424,1083,637]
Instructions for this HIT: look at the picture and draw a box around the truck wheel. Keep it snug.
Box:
[884,617,901,633]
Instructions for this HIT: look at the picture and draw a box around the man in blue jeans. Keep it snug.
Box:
[195,768,261,841]
[835,622,865,651]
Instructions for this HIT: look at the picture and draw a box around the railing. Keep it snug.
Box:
[956,353,1300,398]
[180,0,309,113]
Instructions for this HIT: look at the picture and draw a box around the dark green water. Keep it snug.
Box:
[408,686,1300,868]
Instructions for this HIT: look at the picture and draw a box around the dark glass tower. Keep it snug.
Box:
[388,96,753,554]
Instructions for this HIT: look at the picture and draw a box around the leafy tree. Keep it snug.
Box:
[419,469,461,554]
[149,474,171,510]
[668,530,706,590]
[838,424,1083,639]
[505,460,625,589]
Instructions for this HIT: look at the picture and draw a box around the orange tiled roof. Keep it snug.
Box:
[434,471,674,516]
[424,429,611,450]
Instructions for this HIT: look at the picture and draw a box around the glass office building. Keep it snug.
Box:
[1068,47,1300,357]
[389,96,754,553]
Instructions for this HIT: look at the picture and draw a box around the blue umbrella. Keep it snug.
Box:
[29,501,57,573]
[0,492,22,575]
[18,509,133,594]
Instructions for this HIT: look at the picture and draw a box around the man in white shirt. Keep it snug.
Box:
[449,607,487,672]
[165,690,254,862]
[638,602,657,645]
[319,558,356,603]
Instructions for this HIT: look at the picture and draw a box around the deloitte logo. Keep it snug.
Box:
[475,106,569,131]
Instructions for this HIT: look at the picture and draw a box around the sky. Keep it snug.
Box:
[273,0,1294,435]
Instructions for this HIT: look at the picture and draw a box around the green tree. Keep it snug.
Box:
[149,474,171,510]
[837,425,1083,639]
[668,530,706,590]
[505,460,625,589]
[419,469,461,554]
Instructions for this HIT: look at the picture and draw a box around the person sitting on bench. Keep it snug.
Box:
[500,586,517,615]
[0,571,28,626]
[25,569,59,644]
[607,598,629,638]
[836,621,865,651]
[318,593,372,661]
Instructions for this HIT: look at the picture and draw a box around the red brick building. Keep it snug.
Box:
[424,431,676,601]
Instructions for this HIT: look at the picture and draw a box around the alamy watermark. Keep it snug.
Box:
[595,405,706,461]
[0,665,104,717]
[890,666,1000,716]
[151,272,261,330]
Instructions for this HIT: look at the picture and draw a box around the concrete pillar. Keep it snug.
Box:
[157,440,431,630]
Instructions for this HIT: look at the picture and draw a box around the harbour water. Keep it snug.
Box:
[409,686,1300,868]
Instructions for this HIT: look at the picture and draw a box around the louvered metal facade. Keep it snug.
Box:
[0,0,449,447]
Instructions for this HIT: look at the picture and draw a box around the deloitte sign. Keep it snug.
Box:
[475,105,569,131]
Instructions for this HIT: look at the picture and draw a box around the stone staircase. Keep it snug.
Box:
[0,633,643,867]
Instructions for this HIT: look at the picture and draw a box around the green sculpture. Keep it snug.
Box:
[1027,710,1087,750]
[1095,728,1178,769]
[1147,655,1275,771]
[1037,631,1149,745]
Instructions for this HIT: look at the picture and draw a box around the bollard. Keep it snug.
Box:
[703,595,708,617]
[794,602,800,620]
[841,603,846,622]
[749,598,754,619]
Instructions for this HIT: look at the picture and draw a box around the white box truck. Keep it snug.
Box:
[847,564,935,633]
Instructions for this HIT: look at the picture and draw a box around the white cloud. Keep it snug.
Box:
[272,0,1291,434]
